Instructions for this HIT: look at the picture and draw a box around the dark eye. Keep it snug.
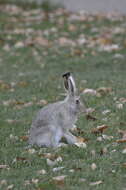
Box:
[76,99,79,104]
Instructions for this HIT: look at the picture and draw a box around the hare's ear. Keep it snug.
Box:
[62,72,71,91]
[68,75,76,96]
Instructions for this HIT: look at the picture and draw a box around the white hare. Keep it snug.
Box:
[29,72,86,147]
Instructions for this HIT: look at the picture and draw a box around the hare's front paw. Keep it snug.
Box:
[64,132,78,144]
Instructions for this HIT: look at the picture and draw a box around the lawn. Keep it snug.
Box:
[0,3,126,190]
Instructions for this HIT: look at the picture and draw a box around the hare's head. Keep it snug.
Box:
[62,72,86,114]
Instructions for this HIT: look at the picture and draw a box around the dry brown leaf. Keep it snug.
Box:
[100,147,108,155]
[16,157,29,162]
[122,163,126,168]
[77,136,88,143]
[0,80,11,90]
[97,87,112,95]
[118,130,126,139]
[17,81,29,87]
[39,153,59,160]
[116,130,126,143]
[71,127,85,135]
[52,175,66,186]
[86,114,97,121]
[20,135,28,141]
[116,139,126,143]
[91,125,109,134]
[68,24,77,32]
[98,37,112,45]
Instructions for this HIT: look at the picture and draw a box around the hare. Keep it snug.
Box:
[29,72,86,147]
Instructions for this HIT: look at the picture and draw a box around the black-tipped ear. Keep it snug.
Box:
[62,72,71,91]
[62,72,71,79]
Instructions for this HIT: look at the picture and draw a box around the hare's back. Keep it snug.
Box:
[32,101,64,127]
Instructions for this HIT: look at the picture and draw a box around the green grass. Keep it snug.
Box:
[0,4,126,190]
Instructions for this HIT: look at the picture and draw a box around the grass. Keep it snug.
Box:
[0,4,126,190]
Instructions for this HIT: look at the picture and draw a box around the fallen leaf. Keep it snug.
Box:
[9,134,19,141]
[58,37,75,47]
[0,179,7,185]
[0,80,11,90]
[52,175,66,186]
[86,108,95,114]
[31,178,39,184]
[116,139,126,143]
[37,169,46,175]
[74,142,87,148]
[77,136,88,143]
[14,157,29,163]
[0,165,9,169]
[39,153,62,160]
[99,44,119,52]
[71,127,85,136]
[90,180,103,186]
[82,88,97,95]
[36,99,48,106]
[69,169,75,173]
[52,167,64,172]
[46,156,62,166]
[116,103,123,109]
[116,130,126,143]
[20,135,28,141]
[118,130,126,139]
[97,137,103,142]
[90,150,96,156]
[102,134,113,140]
[7,184,14,190]
[122,148,126,154]
[17,81,29,87]
[86,114,97,121]
[119,98,126,103]
[92,125,109,134]
[79,178,86,182]
[34,37,51,47]
[68,24,77,32]
[122,163,126,168]
[27,148,36,154]
[6,119,20,124]
[100,147,108,155]
[102,109,111,115]
[91,163,97,170]
[97,87,112,95]
[14,41,24,48]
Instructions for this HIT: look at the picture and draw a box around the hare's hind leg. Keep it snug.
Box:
[36,126,63,147]
[64,132,77,144]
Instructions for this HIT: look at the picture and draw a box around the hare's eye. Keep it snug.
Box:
[76,99,79,104]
